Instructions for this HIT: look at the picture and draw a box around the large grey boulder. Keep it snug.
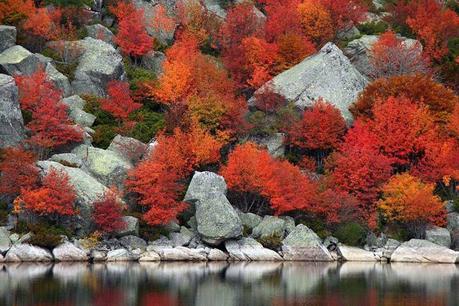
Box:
[85,24,114,45]
[139,251,161,262]
[282,224,334,261]
[343,34,423,78]
[141,50,166,76]
[49,153,84,168]
[391,239,459,263]
[184,171,228,202]
[337,245,380,261]
[72,145,132,188]
[0,45,43,75]
[5,244,53,262]
[0,227,12,253]
[52,242,88,261]
[62,95,96,128]
[148,246,208,261]
[71,37,125,96]
[44,62,72,97]
[169,226,194,247]
[119,235,147,251]
[0,26,16,53]
[107,135,147,164]
[116,216,139,237]
[249,133,285,158]
[37,161,109,234]
[0,74,25,148]
[251,216,289,241]
[106,248,139,261]
[132,0,176,44]
[425,226,451,248]
[250,43,368,121]
[194,193,243,245]
[447,212,459,231]
[237,211,262,233]
[225,238,282,261]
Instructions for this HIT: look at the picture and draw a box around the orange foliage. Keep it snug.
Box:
[0,148,39,197]
[22,8,56,40]
[18,168,76,216]
[350,74,459,124]
[370,30,431,78]
[150,4,175,43]
[318,0,366,31]
[220,143,318,216]
[275,32,316,70]
[378,173,446,226]
[449,104,459,138]
[0,0,34,25]
[406,0,459,60]
[297,0,334,44]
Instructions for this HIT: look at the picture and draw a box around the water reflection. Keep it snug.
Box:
[0,261,458,306]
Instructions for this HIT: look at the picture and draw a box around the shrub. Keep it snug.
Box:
[93,125,117,149]
[129,109,165,143]
[334,222,366,246]
[27,222,71,249]
[357,21,388,35]
[257,233,283,250]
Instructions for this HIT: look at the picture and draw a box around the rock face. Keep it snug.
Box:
[0,45,43,75]
[37,161,109,234]
[0,227,12,253]
[249,133,285,158]
[72,145,132,188]
[0,74,25,148]
[237,211,262,233]
[117,216,139,237]
[5,244,53,262]
[53,242,88,261]
[251,216,290,241]
[148,246,208,261]
[132,0,176,44]
[62,95,96,128]
[225,238,282,261]
[44,62,72,97]
[71,37,125,96]
[107,135,147,164]
[447,212,459,231]
[0,26,16,53]
[141,50,166,76]
[119,235,147,251]
[337,245,380,261]
[85,24,114,45]
[343,34,421,78]
[184,171,243,245]
[282,225,334,261]
[425,226,451,248]
[49,153,84,168]
[250,43,368,121]
[106,248,139,261]
[390,239,459,263]
[169,227,194,247]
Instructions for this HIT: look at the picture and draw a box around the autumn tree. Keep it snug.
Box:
[449,104,459,137]
[16,168,76,218]
[350,74,459,124]
[150,4,176,45]
[0,0,34,25]
[287,99,347,170]
[92,189,127,234]
[99,80,142,128]
[369,30,431,79]
[318,0,366,31]
[111,1,153,59]
[0,148,39,197]
[297,0,334,44]
[378,173,446,235]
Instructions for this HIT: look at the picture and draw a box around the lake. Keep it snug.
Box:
[0,262,458,306]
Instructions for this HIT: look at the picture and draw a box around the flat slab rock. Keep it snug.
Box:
[147,246,208,261]
[5,244,53,262]
[390,239,459,263]
[225,238,282,261]
[53,242,88,261]
[337,245,381,262]
[282,225,334,261]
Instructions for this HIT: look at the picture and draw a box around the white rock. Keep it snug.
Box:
[207,248,229,261]
[337,245,380,261]
[391,239,459,263]
[225,238,282,261]
[139,251,161,262]
[53,242,88,261]
[5,244,53,262]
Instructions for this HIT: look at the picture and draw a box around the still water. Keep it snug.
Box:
[0,262,458,306]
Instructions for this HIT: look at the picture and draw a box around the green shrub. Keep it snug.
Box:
[82,95,115,125]
[300,218,330,239]
[357,21,388,35]
[28,223,71,249]
[124,60,156,89]
[257,233,283,250]
[129,109,165,143]
[0,201,8,225]
[334,222,366,246]
[452,197,459,213]
[93,124,118,149]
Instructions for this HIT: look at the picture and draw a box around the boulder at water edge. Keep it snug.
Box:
[337,245,381,261]
[225,238,282,261]
[5,244,53,262]
[250,43,368,121]
[390,239,459,263]
[0,74,25,148]
[282,225,334,261]
[425,226,451,248]
[53,242,88,261]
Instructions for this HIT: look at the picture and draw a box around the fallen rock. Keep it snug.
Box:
[0,227,12,253]
[282,224,334,261]
[169,227,194,247]
[149,246,208,261]
[0,26,16,53]
[141,50,166,76]
[90,250,106,261]
[425,226,451,248]
[44,62,72,97]
[225,238,282,261]
[106,248,138,261]
[237,211,262,233]
[70,37,125,96]
[323,236,339,251]
[49,153,84,168]
[0,45,43,75]
[53,242,88,261]
[107,135,147,164]
[250,43,368,121]
[381,238,401,261]
[251,216,289,241]
[62,95,96,128]
[447,212,459,231]
[119,235,147,251]
[85,24,114,45]
[5,244,53,262]
[337,245,380,261]
[117,216,139,237]
[451,230,459,251]
[184,171,228,202]
[390,239,459,263]
[72,145,132,188]
[0,74,25,148]
[207,248,229,261]
[139,251,161,262]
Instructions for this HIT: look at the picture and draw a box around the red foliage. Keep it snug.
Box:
[111,1,153,57]
[220,142,317,216]
[18,168,76,216]
[370,30,431,78]
[0,148,39,196]
[22,8,56,40]
[449,104,459,138]
[92,189,127,234]
[406,0,459,60]
[0,0,34,25]
[253,89,286,113]
[100,81,142,122]
[297,0,334,44]
[318,0,366,31]
[288,99,347,153]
